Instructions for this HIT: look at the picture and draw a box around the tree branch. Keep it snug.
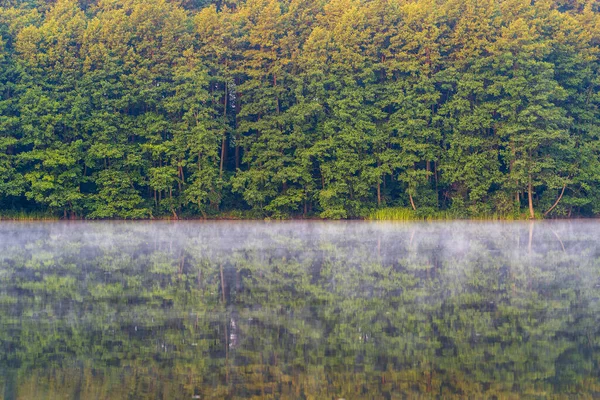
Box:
[544,184,567,217]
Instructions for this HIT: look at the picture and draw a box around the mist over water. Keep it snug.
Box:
[0,221,598,398]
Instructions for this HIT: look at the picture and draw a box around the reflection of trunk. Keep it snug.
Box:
[527,222,533,290]
[544,184,567,217]
[528,174,534,219]
[222,263,229,388]
[178,252,184,277]
[528,222,534,254]
[260,353,266,397]
[409,193,416,211]
[3,369,17,400]
[551,228,566,253]
[426,360,433,392]
[224,320,229,385]
[220,263,226,304]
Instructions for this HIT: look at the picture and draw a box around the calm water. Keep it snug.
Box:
[0,221,598,399]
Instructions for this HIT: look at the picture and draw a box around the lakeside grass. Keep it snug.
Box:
[0,210,59,221]
[0,208,550,221]
[366,207,534,221]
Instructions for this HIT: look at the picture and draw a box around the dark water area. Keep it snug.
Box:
[0,221,598,399]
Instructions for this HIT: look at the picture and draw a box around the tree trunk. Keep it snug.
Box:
[235,135,240,170]
[409,193,417,211]
[219,134,227,178]
[219,81,228,179]
[377,161,382,206]
[434,161,439,205]
[528,174,535,219]
[544,184,567,217]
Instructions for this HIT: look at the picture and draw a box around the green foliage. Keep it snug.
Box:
[0,0,600,218]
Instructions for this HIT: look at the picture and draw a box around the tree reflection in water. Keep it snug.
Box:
[0,221,598,399]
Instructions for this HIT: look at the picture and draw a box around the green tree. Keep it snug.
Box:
[15,0,87,217]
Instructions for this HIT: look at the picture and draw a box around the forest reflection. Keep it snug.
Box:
[0,221,598,399]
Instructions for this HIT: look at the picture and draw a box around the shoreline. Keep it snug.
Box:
[0,215,592,222]
[0,206,587,222]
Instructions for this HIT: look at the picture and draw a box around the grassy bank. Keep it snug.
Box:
[0,211,59,221]
[366,207,537,221]
[0,208,552,221]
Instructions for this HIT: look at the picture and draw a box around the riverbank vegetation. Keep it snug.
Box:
[1,0,600,219]
[365,207,534,221]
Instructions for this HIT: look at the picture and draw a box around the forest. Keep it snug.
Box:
[0,0,600,219]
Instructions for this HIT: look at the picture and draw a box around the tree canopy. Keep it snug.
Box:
[1,0,600,219]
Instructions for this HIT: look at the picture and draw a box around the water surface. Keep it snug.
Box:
[0,221,598,399]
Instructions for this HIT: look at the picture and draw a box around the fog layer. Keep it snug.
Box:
[0,221,598,398]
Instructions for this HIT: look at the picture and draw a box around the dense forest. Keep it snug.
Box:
[0,0,600,219]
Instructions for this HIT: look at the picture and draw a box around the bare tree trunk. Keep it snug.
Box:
[544,184,567,217]
[528,175,535,219]
[409,193,417,211]
[235,135,240,170]
[377,161,381,207]
[219,81,228,179]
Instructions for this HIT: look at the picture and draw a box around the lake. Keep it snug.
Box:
[0,221,598,399]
